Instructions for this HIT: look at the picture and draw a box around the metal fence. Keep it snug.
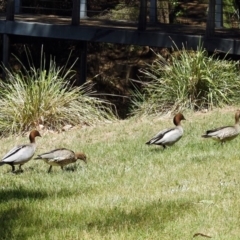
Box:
[12,0,240,29]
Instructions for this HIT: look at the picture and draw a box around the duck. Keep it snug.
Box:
[0,130,41,172]
[34,148,87,173]
[146,113,186,148]
[201,110,240,144]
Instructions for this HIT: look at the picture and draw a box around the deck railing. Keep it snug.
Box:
[4,1,240,34]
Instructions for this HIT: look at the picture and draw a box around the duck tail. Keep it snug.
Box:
[146,140,152,145]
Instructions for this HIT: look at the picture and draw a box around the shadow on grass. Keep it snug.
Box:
[0,197,196,238]
[84,199,196,233]
[0,189,48,203]
[0,189,49,239]
[0,206,43,239]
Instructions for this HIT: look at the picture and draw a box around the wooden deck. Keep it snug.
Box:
[0,13,240,54]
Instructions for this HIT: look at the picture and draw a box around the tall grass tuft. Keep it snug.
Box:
[130,43,240,116]
[0,47,117,134]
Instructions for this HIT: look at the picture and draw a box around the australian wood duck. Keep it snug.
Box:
[202,110,240,144]
[146,113,186,148]
[34,148,87,173]
[0,130,41,172]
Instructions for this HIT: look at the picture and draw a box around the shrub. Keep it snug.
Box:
[0,47,117,134]
[130,43,240,116]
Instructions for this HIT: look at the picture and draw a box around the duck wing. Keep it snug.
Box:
[202,126,238,139]
[35,148,75,161]
[146,128,174,145]
[1,144,35,163]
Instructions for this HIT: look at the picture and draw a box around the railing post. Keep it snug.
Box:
[72,0,80,25]
[6,0,15,21]
[2,35,10,80]
[215,0,223,28]
[206,0,215,37]
[150,0,157,24]
[80,0,87,19]
[15,0,21,14]
[79,41,87,85]
[138,0,147,30]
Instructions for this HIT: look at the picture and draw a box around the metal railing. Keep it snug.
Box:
[4,1,240,31]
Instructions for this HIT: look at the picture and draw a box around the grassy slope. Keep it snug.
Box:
[0,107,240,239]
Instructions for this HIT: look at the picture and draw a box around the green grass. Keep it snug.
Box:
[1,107,240,239]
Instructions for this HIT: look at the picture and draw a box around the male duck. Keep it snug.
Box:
[146,113,186,148]
[34,148,87,173]
[0,130,41,172]
[202,110,240,144]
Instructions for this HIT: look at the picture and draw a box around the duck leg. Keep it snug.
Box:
[11,164,15,172]
[19,164,23,171]
[48,165,52,173]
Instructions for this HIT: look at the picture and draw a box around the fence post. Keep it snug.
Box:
[215,0,223,28]
[72,0,80,25]
[80,0,87,19]
[15,0,21,14]
[138,0,147,30]
[6,0,15,21]
[206,0,215,37]
[150,0,157,24]
[79,41,87,85]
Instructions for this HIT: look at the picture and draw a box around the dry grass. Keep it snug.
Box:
[0,107,240,239]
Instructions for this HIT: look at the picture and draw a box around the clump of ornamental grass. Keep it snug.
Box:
[130,43,240,116]
[0,47,117,134]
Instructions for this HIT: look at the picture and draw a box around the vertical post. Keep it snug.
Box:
[3,0,15,80]
[206,0,215,37]
[215,0,223,28]
[72,0,80,25]
[79,41,87,85]
[6,0,15,21]
[80,0,87,19]
[138,0,147,30]
[150,0,157,24]
[2,35,10,79]
[15,0,21,14]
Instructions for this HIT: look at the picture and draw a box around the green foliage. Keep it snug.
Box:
[0,47,117,134]
[99,1,139,21]
[130,43,240,116]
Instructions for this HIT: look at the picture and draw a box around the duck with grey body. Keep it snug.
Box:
[35,148,87,173]
[202,110,240,144]
[146,113,186,149]
[0,130,41,172]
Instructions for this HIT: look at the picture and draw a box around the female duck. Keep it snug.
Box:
[0,130,41,172]
[146,113,186,149]
[34,148,87,173]
[202,110,240,144]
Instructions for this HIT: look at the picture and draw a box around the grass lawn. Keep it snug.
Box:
[0,107,240,239]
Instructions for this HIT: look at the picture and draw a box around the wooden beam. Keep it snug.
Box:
[206,0,215,37]
[138,0,147,31]
[72,0,80,25]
